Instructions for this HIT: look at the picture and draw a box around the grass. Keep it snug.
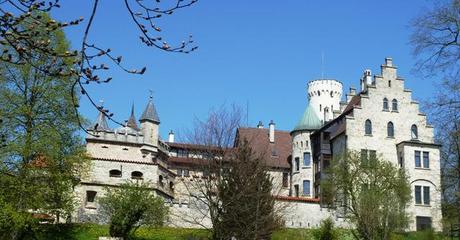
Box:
[32,224,459,240]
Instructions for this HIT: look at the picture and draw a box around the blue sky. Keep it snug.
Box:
[52,0,436,141]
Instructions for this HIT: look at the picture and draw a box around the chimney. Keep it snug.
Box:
[346,87,356,103]
[385,57,393,67]
[257,121,264,128]
[269,120,275,143]
[168,130,175,143]
[361,69,372,92]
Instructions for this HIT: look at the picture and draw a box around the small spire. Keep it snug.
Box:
[91,110,111,132]
[126,103,139,130]
[140,94,160,123]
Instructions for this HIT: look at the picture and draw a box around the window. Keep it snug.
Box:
[178,149,188,158]
[361,149,368,163]
[303,180,310,196]
[423,152,430,169]
[392,99,398,111]
[131,171,143,179]
[294,185,299,197]
[303,152,311,167]
[415,185,430,205]
[415,151,421,168]
[388,80,391,87]
[423,186,430,205]
[109,169,122,178]
[365,119,372,135]
[415,185,422,204]
[416,216,432,231]
[282,172,289,188]
[320,104,322,112]
[411,124,418,139]
[387,122,394,137]
[295,157,300,171]
[183,169,190,177]
[317,90,321,96]
[177,169,183,177]
[159,175,164,187]
[169,182,174,191]
[86,191,97,203]
[369,150,376,160]
[383,98,389,111]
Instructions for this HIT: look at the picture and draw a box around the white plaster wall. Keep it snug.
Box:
[344,62,442,231]
[291,131,314,197]
[308,79,343,122]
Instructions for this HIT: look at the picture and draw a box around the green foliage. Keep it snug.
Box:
[312,218,339,240]
[0,11,87,239]
[99,181,169,239]
[215,139,277,240]
[322,150,411,240]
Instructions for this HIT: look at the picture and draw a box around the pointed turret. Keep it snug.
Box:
[140,95,160,147]
[126,104,139,130]
[140,96,160,123]
[292,103,322,133]
[90,111,111,132]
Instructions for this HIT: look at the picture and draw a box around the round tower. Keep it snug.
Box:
[307,79,343,123]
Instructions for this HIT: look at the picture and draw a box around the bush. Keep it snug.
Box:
[99,181,169,239]
[312,218,338,240]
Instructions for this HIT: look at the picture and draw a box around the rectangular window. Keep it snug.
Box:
[423,152,430,168]
[361,149,368,165]
[415,151,421,168]
[282,172,289,188]
[86,191,97,203]
[303,180,310,196]
[423,186,430,205]
[295,157,300,171]
[369,150,377,162]
[415,185,422,204]
[183,169,190,177]
[303,152,311,167]
[294,185,299,197]
[177,169,183,177]
[178,149,188,158]
[416,216,432,231]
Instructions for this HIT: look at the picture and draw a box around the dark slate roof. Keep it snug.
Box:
[236,127,291,169]
[140,97,160,123]
[126,104,139,130]
[90,111,111,131]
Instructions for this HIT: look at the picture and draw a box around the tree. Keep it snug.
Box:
[218,139,277,239]
[0,0,198,137]
[99,181,169,239]
[410,0,460,228]
[176,105,279,240]
[322,150,411,240]
[0,12,87,239]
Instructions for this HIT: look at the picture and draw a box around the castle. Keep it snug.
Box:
[74,58,442,231]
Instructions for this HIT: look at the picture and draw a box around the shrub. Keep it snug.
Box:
[99,181,169,239]
[313,218,338,240]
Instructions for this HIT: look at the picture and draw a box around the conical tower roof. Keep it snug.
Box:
[140,96,160,123]
[91,111,111,131]
[292,103,322,132]
[126,104,139,130]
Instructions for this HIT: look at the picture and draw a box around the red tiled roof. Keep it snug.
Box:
[236,127,291,169]
[274,195,320,203]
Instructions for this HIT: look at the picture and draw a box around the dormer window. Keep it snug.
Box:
[109,169,122,178]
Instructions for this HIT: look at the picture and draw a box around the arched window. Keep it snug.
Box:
[109,169,122,178]
[387,122,394,137]
[392,99,398,111]
[388,80,391,87]
[365,119,372,135]
[169,182,174,191]
[131,171,143,180]
[411,125,418,139]
[159,175,164,187]
[383,98,389,111]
